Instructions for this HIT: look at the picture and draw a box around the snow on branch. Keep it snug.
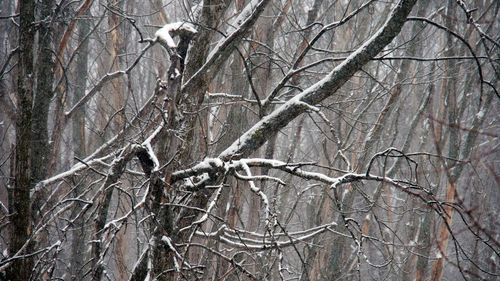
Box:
[103,184,149,231]
[195,221,337,250]
[172,158,226,181]
[171,156,433,206]
[179,185,223,232]
[239,161,272,228]
[134,121,163,176]
[37,122,164,193]
[33,154,114,193]
[216,0,417,161]
[181,0,271,92]
[161,235,181,272]
[172,157,363,187]
[155,22,197,50]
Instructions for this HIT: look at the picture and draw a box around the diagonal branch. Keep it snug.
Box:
[217,0,418,161]
[181,0,271,94]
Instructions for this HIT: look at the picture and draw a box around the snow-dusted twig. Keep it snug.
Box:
[161,235,191,272]
[65,42,154,118]
[179,185,223,232]
[195,221,337,250]
[0,240,62,269]
[103,185,149,232]
[240,161,272,228]
[187,242,259,281]
[233,171,285,185]
[455,0,499,49]
[261,0,375,110]
[223,221,339,241]
[33,154,113,193]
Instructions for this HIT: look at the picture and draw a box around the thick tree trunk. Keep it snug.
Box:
[31,0,54,186]
[7,0,35,280]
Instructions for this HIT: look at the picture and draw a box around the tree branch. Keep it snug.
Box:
[218,0,418,161]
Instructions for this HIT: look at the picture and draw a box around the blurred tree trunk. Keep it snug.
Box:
[91,0,126,149]
[209,51,250,280]
[327,3,391,277]
[429,1,459,279]
[7,0,35,280]
[69,14,90,280]
[47,0,93,177]
[151,0,169,78]
[89,2,128,279]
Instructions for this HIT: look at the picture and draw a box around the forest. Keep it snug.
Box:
[0,0,498,280]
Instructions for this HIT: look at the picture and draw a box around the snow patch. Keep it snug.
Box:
[476,109,485,119]
[155,22,197,49]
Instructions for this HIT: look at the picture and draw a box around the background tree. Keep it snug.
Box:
[0,0,498,280]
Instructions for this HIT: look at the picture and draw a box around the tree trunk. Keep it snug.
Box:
[31,0,54,186]
[7,0,35,280]
[69,14,90,280]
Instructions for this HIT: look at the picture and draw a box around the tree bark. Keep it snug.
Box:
[7,0,35,280]
[31,0,54,186]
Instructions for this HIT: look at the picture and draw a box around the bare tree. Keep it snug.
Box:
[0,0,498,280]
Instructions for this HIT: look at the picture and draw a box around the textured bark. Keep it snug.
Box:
[7,0,35,280]
[151,48,184,281]
[27,4,56,273]
[31,0,54,186]
[138,23,197,281]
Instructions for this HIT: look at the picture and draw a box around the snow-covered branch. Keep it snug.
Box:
[33,154,114,193]
[194,221,337,250]
[218,0,417,161]
[181,0,271,93]
[179,185,223,232]
[155,21,197,51]
[172,157,355,186]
